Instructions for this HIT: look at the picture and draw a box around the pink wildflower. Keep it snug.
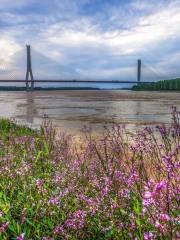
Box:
[17,233,25,240]
[54,225,64,234]
[155,181,166,191]
[144,232,154,240]
[155,221,164,232]
[48,197,60,205]
[144,191,153,199]
[160,213,171,221]
[0,221,9,233]
[65,210,87,230]
[21,208,27,224]
[42,238,54,240]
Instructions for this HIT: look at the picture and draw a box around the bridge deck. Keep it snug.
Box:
[0,80,152,83]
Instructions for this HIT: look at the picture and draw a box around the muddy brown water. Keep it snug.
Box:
[0,90,179,135]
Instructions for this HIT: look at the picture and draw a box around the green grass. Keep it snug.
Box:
[0,119,35,137]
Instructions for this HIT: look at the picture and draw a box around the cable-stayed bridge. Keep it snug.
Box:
[0,45,175,90]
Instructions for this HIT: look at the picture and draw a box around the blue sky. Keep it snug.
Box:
[0,0,180,80]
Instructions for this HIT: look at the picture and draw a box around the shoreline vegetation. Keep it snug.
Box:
[132,78,180,91]
[0,107,179,239]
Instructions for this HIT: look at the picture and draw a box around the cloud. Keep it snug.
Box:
[0,0,34,10]
[0,0,180,80]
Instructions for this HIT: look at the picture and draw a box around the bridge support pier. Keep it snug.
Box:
[137,59,141,84]
[26,45,34,91]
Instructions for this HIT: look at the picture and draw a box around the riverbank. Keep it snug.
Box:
[0,108,179,239]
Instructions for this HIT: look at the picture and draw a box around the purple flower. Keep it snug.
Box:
[144,232,154,240]
[54,225,64,234]
[160,213,171,221]
[155,221,164,232]
[65,210,87,230]
[21,208,27,224]
[144,191,153,199]
[48,197,60,206]
[17,233,25,240]
[42,238,54,240]
[155,181,166,191]
[0,222,9,233]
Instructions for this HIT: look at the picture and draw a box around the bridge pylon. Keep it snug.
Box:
[137,59,141,84]
[26,45,34,91]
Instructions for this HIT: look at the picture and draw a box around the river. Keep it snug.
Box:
[0,90,179,134]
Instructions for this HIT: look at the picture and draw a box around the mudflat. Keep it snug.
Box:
[0,90,179,134]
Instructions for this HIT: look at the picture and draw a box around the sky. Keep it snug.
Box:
[0,0,180,81]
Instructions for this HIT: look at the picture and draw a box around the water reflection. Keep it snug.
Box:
[135,102,142,116]
[25,92,37,124]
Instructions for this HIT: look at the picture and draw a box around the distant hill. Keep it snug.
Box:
[132,78,180,91]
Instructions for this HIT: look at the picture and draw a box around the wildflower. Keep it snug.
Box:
[155,181,166,191]
[160,213,171,221]
[48,197,60,206]
[147,179,155,187]
[143,198,154,207]
[121,189,130,198]
[102,176,112,196]
[110,198,118,210]
[115,170,125,181]
[144,232,154,240]
[21,208,27,224]
[36,179,45,187]
[102,225,113,233]
[102,185,110,196]
[155,221,164,232]
[128,233,133,238]
[144,191,153,199]
[54,225,64,234]
[54,174,62,184]
[0,221,9,233]
[42,238,54,240]
[156,124,167,135]
[65,210,87,230]
[17,233,25,240]
[144,127,152,133]
[81,126,91,134]
[30,137,35,149]
[35,179,47,193]
[127,172,139,187]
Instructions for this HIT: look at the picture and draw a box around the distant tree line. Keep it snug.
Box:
[132,78,180,91]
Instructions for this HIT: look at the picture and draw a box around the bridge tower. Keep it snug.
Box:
[137,59,141,84]
[26,45,34,91]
